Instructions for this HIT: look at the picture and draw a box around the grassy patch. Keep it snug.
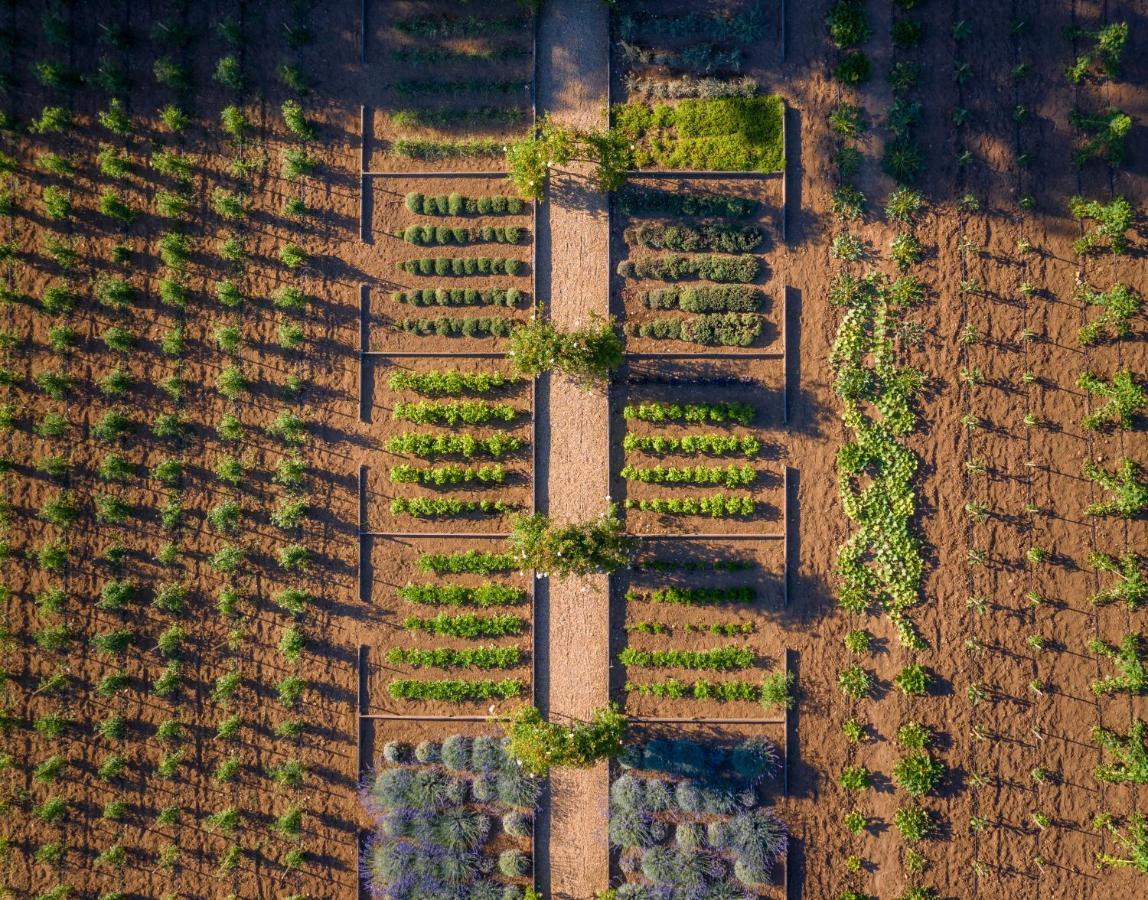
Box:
[612,95,784,172]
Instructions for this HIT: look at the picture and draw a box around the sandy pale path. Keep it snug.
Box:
[534,1,611,897]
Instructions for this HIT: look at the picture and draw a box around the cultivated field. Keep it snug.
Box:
[0,1,1143,900]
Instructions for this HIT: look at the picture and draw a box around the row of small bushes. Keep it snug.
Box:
[392,79,521,96]
[389,370,521,395]
[623,401,754,426]
[620,464,755,488]
[391,106,525,129]
[617,186,758,219]
[418,550,518,575]
[393,400,519,426]
[625,495,756,517]
[390,463,508,486]
[392,288,525,307]
[386,431,523,459]
[633,558,754,573]
[405,192,527,216]
[400,317,516,338]
[627,621,755,636]
[627,223,763,254]
[390,497,515,517]
[645,285,762,313]
[629,314,762,347]
[622,433,762,457]
[404,613,527,638]
[625,679,762,701]
[394,138,502,160]
[626,587,754,606]
[623,73,759,101]
[618,255,759,283]
[387,678,523,701]
[394,14,524,39]
[618,647,754,671]
[618,40,743,75]
[385,647,523,669]
[403,225,524,246]
[396,257,525,277]
[397,583,526,607]
[616,7,765,43]
[392,45,528,64]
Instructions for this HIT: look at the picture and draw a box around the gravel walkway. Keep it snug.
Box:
[533,1,612,897]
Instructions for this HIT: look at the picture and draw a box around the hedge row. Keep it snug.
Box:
[390,497,515,517]
[623,401,754,426]
[629,313,762,347]
[417,551,518,575]
[400,317,516,338]
[625,587,755,606]
[627,223,763,254]
[405,192,527,216]
[385,430,523,459]
[634,558,754,573]
[392,46,528,64]
[392,79,520,96]
[393,138,502,160]
[618,647,754,671]
[393,400,519,426]
[389,463,508,486]
[625,495,757,517]
[388,370,521,395]
[617,186,759,218]
[624,679,762,701]
[404,613,527,638]
[622,433,762,457]
[385,647,523,669]
[620,463,756,488]
[617,255,759,283]
[626,621,755,637]
[387,678,524,701]
[391,288,524,307]
[391,106,525,129]
[403,225,524,246]
[397,583,526,606]
[396,257,525,277]
[645,285,763,313]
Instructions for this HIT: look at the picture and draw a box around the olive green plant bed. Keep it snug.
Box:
[612,96,785,173]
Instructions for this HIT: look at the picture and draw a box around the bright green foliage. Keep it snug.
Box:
[1079,282,1142,345]
[502,704,626,775]
[1089,634,1147,696]
[1085,458,1148,517]
[1097,812,1148,873]
[612,96,784,172]
[1069,195,1135,254]
[1089,552,1146,608]
[1093,720,1148,784]
[1078,370,1145,430]
[831,271,925,647]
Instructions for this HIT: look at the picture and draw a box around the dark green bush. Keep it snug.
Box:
[617,255,758,283]
[616,186,758,218]
[630,313,763,347]
[400,317,515,338]
[396,257,524,277]
[645,285,762,313]
[391,287,523,307]
[627,223,763,254]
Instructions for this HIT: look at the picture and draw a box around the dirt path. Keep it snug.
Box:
[533,1,612,898]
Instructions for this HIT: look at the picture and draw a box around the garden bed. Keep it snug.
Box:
[362,723,540,899]
[363,536,533,717]
[611,359,787,537]
[608,726,788,898]
[368,0,535,173]
[368,176,535,352]
[362,356,534,535]
[611,177,783,354]
[613,539,788,721]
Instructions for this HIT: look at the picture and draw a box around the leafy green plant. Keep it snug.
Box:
[1079,370,1145,430]
[893,752,944,796]
[1089,634,1146,696]
[1084,458,1147,517]
[1069,195,1135,254]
